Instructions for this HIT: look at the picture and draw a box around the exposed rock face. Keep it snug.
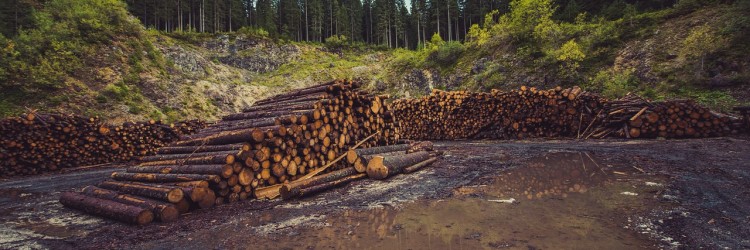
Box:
[161,45,210,78]
[203,35,301,73]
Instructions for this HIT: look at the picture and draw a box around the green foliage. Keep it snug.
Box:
[166,30,214,44]
[0,0,142,93]
[426,41,465,67]
[555,39,586,77]
[237,26,270,38]
[680,24,724,76]
[324,35,349,49]
[505,0,556,40]
[674,87,738,111]
[391,48,424,70]
[426,33,445,50]
[590,68,639,98]
[466,24,489,46]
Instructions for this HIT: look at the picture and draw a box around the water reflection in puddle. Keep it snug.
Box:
[274,152,664,249]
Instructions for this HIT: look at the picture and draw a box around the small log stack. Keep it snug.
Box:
[0,113,205,177]
[586,94,744,139]
[394,86,744,140]
[61,79,401,224]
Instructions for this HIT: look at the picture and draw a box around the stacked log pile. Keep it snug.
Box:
[586,94,744,139]
[61,79,403,224]
[0,113,205,177]
[394,86,744,140]
[394,86,603,139]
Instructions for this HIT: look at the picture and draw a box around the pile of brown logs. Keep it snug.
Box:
[60,79,405,224]
[393,86,604,139]
[0,113,206,177]
[280,141,440,200]
[585,94,744,139]
[394,86,745,140]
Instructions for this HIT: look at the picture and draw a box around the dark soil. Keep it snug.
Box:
[0,138,748,249]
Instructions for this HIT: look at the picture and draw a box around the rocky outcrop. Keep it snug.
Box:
[203,35,300,73]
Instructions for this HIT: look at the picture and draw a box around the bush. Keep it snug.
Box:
[466,24,489,46]
[591,68,639,98]
[0,0,142,92]
[237,26,270,38]
[324,35,349,50]
[680,24,724,76]
[427,41,465,66]
[391,48,424,70]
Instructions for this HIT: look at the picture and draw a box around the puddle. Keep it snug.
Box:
[247,152,669,249]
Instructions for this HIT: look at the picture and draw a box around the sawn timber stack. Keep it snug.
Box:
[60,79,401,224]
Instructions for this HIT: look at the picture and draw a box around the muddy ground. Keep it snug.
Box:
[1,138,749,249]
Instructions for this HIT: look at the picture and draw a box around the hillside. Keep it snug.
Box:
[0,0,389,122]
[1,0,748,122]
[381,1,750,111]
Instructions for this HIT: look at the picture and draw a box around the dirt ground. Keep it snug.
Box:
[1,138,749,249]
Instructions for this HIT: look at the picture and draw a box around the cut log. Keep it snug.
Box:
[139,154,235,166]
[279,167,358,199]
[98,181,184,203]
[59,192,154,225]
[366,151,434,180]
[81,186,179,222]
[157,144,243,155]
[111,172,221,183]
[283,173,367,199]
[126,164,234,178]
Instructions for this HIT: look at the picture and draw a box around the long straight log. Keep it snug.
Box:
[157,144,244,155]
[366,151,434,180]
[249,95,328,110]
[111,172,221,183]
[59,192,154,225]
[257,84,337,105]
[240,99,325,113]
[222,108,316,121]
[177,125,290,146]
[98,181,184,203]
[81,186,179,222]
[284,173,367,199]
[126,164,234,178]
[346,144,410,164]
[279,167,358,199]
[139,154,235,166]
[139,150,240,162]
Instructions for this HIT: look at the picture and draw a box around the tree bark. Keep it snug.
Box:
[98,181,184,203]
[81,186,179,222]
[60,192,154,225]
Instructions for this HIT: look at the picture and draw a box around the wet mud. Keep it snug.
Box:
[0,138,748,249]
